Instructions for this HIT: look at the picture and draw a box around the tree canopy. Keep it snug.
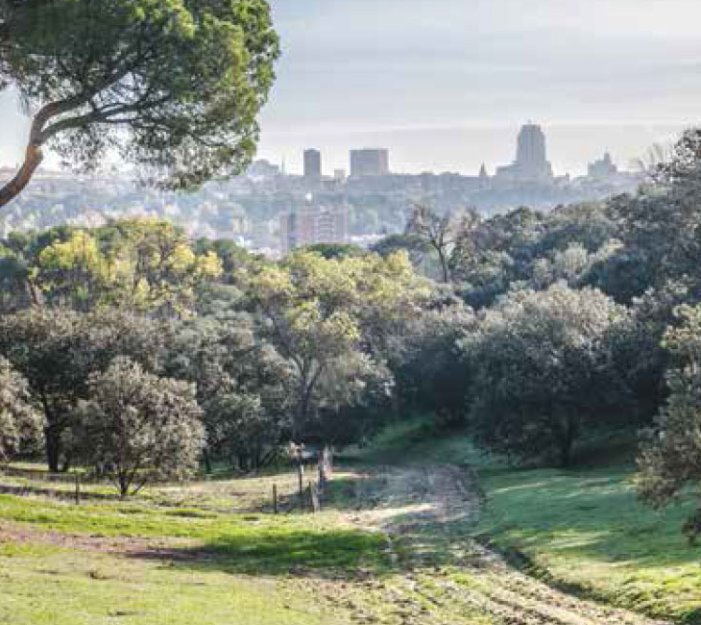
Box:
[0,355,40,462]
[0,0,279,207]
[465,283,628,466]
[637,304,701,543]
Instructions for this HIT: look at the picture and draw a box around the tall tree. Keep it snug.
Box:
[247,250,424,440]
[164,314,290,472]
[406,204,469,283]
[0,0,279,207]
[0,307,165,471]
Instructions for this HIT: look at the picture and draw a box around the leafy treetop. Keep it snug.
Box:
[0,0,279,207]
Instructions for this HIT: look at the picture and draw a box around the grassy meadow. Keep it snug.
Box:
[353,420,701,624]
[0,467,393,625]
[1,424,700,624]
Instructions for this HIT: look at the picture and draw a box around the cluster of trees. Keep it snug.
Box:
[0,125,700,532]
[0,218,428,495]
[374,129,701,539]
[1,0,700,527]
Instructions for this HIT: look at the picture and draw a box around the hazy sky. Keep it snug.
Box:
[3,0,701,176]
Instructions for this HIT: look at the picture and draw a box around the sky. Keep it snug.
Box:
[3,0,701,176]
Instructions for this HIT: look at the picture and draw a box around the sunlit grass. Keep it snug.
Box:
[0,467,395,625]
[351,419,701,623]
[0,491,390,575]
[477,466,701,623]
[0,545,340,625]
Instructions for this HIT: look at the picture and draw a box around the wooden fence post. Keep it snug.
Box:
[308,481,320,513]
[272,483,278,514]
[297,462,305,506]
[74,473,80,505]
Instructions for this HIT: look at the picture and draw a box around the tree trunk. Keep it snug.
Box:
[437,248,450,283]
[0,95,94,209]
[557,418,577,468]
[0,143,44,209]
[203,448,213,475]
[118,473,129,499]
[44,425,61,474]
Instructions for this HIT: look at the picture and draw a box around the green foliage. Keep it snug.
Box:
[0,356,40,462]
[247,249,428,441]
[0,307,165,471]
[164,314,291,471]
[0,219,224,315]
[637,303,701,542]
[300,242,366,260]
[75,357,205,496]
[393,292,476,425]
[465,283,628,466]
[0,0,280,203]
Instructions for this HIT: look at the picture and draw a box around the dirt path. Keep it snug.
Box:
[339,464,669,625]
[0,465,673,624]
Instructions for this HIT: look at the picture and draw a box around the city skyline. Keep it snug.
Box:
[263,123,632,181]
[2,0,701,176]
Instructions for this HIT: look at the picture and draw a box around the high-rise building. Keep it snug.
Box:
[495,124,553,182]
[279,204,349,253]
[350,149,390,177]
[303,149,322,179]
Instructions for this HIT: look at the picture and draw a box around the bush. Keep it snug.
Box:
[75,357,205,496]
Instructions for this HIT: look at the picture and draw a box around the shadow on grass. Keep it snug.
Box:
[480,467,701,570]
[129,525,395,578]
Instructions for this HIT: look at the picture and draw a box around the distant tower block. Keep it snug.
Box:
[350,148,390,177]
[516,124,548,170]
[479,163,489,187]
[304,149,322,180]
[495,123,553,182]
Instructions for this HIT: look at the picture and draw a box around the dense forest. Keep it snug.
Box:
[1,129,700,540]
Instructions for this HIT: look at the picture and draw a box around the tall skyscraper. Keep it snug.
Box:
[350,149,390,177]
[303,149,322,179]
[495,124,553,182]
[516,124,547,170]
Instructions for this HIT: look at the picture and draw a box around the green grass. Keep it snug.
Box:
[0,467,395,625]
[0,466,492,625]
[4,424,701,624]
[351,419,701,624]
[0,493,389,575]
[0,546,341,625]
[477,465,701,623]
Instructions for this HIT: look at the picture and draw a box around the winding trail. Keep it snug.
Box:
[339,464,669,625]
[0,464,674,624]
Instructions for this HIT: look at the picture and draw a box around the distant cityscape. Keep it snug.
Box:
[0,124,642,256]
